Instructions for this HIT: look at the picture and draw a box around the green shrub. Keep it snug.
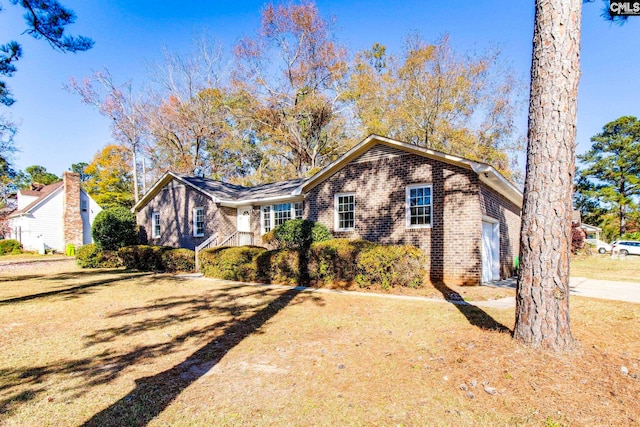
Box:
[196,239,426,291]
[256,249,300,285]
[356,244,426,289]
[162,248,195,273]
[270,219,332,249]
[0,239,21,255]
[199,246,266,281]
[76,243,122,268]
[118,245,169,271]
[92,207,138,251]
[308,239,374,283]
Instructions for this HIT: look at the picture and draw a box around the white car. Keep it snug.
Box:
[585,238,612,254]
[611,240,640,256]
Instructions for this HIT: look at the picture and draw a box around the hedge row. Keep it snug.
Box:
[76,244,122,268]
[76,244,195,272]
[199,239,427,289]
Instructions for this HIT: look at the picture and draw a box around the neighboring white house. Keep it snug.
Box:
[7,172,102,253]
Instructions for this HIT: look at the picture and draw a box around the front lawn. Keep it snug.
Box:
[1,263,639,426]
[571,253,640,282]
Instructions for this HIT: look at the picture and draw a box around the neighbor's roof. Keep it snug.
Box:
[9,182,63,217]
[133,135,523,212]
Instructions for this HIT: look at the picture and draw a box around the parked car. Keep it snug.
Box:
[611,240,640,256]
[585,238,612,254]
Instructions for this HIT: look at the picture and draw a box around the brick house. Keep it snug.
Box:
[8,172,102,253]
[133,135,522,284]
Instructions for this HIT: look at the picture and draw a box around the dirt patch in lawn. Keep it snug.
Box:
[0,264,638,426]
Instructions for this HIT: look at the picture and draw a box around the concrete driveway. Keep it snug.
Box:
[569,276,640,304]
[486,276,640,304]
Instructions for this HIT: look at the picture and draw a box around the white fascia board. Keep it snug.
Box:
[473,164,523,208]
[219,194,304,208]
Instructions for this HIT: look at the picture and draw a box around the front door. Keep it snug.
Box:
[481,219,500,282]
[237,206,252,245]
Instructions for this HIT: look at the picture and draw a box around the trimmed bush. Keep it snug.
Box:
[270,219,332,249]
[0,239,22,255]
[199,246,266,281]
[92,207,138,251]
[162,248,195,273]
[76,243,122,268]
[198,240,427,290]
[308,239,374,283]
[118,245,169,271]
[256,249,299,285]
[356,244,426,289]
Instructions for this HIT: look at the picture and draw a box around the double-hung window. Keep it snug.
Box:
[152,212,161,238]
[193,207,205,237]
[261,206,272,233]
[406,184,432,228]
[334,193,355,231]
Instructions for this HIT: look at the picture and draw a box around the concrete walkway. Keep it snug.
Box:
[485,276,640,304]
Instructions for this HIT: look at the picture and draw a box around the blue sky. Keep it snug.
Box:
[0,0,637,177]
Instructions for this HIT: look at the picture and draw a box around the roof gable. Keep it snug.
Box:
[133,172,306,212]
[297,135,523,207]
[10,182,64,217]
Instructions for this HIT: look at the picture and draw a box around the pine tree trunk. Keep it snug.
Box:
[513,0,581,350]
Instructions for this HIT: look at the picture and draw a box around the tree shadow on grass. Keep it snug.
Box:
[0,280,320,424]
[0,267,132,283]
[0,272,150,306]
[430,280,511,333]
[80,287,304,427]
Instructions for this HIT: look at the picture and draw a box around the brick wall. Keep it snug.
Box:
[305,152,482,285]
[479,184,521,278]
[136,178,217,250]
[62,172,83,247]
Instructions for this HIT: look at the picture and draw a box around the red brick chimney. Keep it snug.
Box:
[63,172,83,247]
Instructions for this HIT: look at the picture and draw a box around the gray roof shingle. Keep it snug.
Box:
[176,174,305,202]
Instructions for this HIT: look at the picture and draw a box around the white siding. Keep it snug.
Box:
[17,194,38,210]
[12,189,65,252]
[81,191,102,245]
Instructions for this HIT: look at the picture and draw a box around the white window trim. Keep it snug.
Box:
[193,207,205,237]
[260,206,271,234]
[406,184,433,229]
[152,212,161,238]
[260,202,303,234]
[334,192,355,232]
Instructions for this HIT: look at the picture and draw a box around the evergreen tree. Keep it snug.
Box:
[0,0,93,106]
[577,116,640,236]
